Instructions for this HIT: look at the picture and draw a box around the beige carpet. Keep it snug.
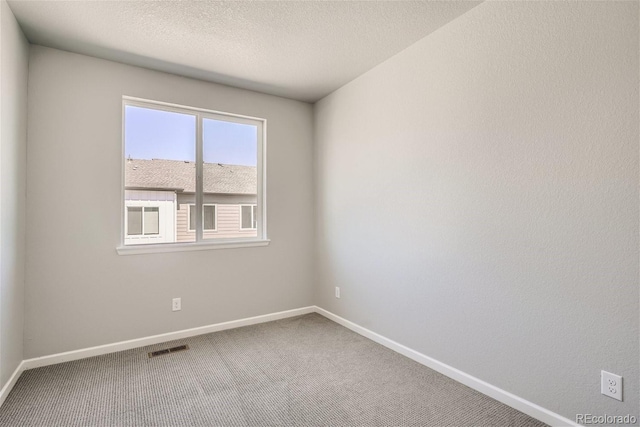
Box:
[0,313,547,426]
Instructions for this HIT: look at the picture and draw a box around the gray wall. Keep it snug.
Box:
[25,46,314,358]
[0,0,28,388]
[314,1,638,421]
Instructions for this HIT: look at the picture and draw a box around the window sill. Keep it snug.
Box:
[116,239,270,255]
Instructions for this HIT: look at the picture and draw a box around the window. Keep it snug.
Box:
[189,205,216,231]
[126,207,159,236]
[241,205,257,230]
[127,207,142,235]
[120,97,267,253]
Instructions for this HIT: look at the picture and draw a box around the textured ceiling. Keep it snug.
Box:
[8,0,481,102]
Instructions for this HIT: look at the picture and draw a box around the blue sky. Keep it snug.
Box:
[124,106,257,166]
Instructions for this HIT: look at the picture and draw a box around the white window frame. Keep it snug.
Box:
[126,206,161,236]
[240,204,258,230]
[188,204,217,232]
[117,97,269,255]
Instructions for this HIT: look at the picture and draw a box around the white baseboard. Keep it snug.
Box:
[22,306,315,370]
[314,306,577,427]
[0,361,25,407]
[4,304,576,427]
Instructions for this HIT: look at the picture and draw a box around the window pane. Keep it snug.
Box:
[204,205,216,230]
[242,205,253,229]
[144,207,159,235]
[189,205,196,231]
[203,118,258,238]
[127,207,142,235]
[252,205,257,229]
[124,105,196,245]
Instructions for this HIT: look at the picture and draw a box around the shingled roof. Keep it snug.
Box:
[125,159,256,194]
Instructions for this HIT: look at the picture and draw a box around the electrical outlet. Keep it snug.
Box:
[172,298,181,312]
[601,370,622,401]
[335,287,340,298]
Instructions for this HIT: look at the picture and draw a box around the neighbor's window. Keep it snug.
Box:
[189,205,216,231]
[122,97,265,247]
[126,207,159,236]
[127,206,160,236]
[241,205,257,230]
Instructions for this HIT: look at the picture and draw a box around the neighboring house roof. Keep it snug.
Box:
[125,159,257,194]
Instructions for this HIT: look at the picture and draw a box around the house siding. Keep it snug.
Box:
[176,193,257,241]
[176,203,257,241]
